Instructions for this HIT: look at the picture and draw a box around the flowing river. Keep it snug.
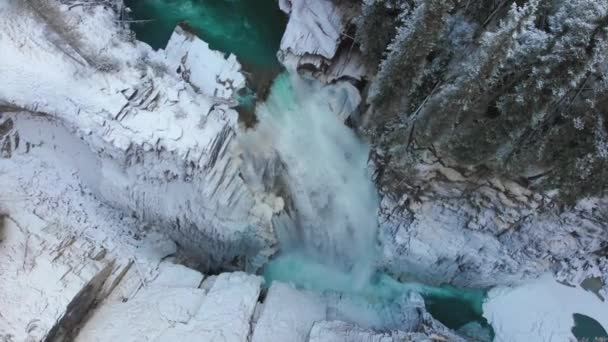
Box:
[126,0,494,339]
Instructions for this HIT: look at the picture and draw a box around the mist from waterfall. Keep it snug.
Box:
[251,73,490,335]
[250,73,379,288]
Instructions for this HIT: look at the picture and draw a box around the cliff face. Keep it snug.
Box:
[0,0,281,271]
[277,0,607,292]
[349,0,608,290]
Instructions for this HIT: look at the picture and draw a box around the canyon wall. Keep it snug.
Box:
[278,0,607,291]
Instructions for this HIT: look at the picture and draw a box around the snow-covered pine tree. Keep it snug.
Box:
[369,0,455,123]
[360,0,608,201]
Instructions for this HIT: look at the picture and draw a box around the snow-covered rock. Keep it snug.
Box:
[375,149,608,289]
[309,321,406,342]
[280,0,342,60]
[278,0,366,83]
[0,212,112,342]
[165,25,246,100]
[76,258,267,342]
[0,1,279,271]
[154,272,263,342]
[308,320,463,342]
[75,286,207,342]
[252,282,326,342]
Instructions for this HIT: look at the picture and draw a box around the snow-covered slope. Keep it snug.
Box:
[0,213,111,341]
[0,1,279,270]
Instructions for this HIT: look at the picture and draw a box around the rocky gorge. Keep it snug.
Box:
[0,0,607,341]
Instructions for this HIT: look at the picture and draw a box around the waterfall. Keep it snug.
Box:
[249,73,490,335]
[123,1,491,332]
[247,73,379,289]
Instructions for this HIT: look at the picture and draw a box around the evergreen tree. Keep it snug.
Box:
[359,0,608,200]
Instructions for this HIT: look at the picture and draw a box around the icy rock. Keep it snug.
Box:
[307,320,452,342]
[251,282,326,342]
[278,0,366,83]
[0,214,111,342]
[165,25,246,100]
[0,2,278,271]
[319,81,362,122]
[156,272,263,342]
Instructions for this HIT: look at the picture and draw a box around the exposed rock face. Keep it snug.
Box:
[0,1,280,271]
[375,151,608,288]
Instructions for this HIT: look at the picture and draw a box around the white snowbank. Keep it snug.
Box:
[484,274,608,342]
[251,282,326,342]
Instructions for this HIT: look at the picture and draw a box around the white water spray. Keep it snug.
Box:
[250,73,379,287]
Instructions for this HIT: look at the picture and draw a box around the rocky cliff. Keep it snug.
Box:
[0,0,282,272]
[278,0,608,293]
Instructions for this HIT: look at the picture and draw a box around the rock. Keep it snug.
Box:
[279,0,342,60]
[0,213,111,342]
[307,320,462,342]
[165,25,246,100]
[251,282,326,342]
[155,272,262,342]
[75,256,207,342]
[0,1,278,271]
[278,0,366,83]
[375,147,608,289]
[75,287,207,342]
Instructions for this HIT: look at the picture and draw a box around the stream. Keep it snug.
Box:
[126,0,493,339]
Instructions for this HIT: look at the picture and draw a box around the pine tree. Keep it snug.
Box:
[362,0,608,200]
[369,0,456,122]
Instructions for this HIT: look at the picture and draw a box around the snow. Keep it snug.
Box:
[308,320,433,342]
[155,272,263,342]
[0,1,278,270]
[75,287,207,342]
[0,211,111,341]
[251,282,326,342]
[484,274,608,342]
[279,0,342,59]
[165,25,246,100]
[278,0,366,84]
[151,262,205,288]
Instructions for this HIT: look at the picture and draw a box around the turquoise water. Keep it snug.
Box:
[124,0,287,68]
[264,252,493,335]
[257,74,491,337]
[572,313,608,341]
[127,3,494,338]
[255,73,379,287]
